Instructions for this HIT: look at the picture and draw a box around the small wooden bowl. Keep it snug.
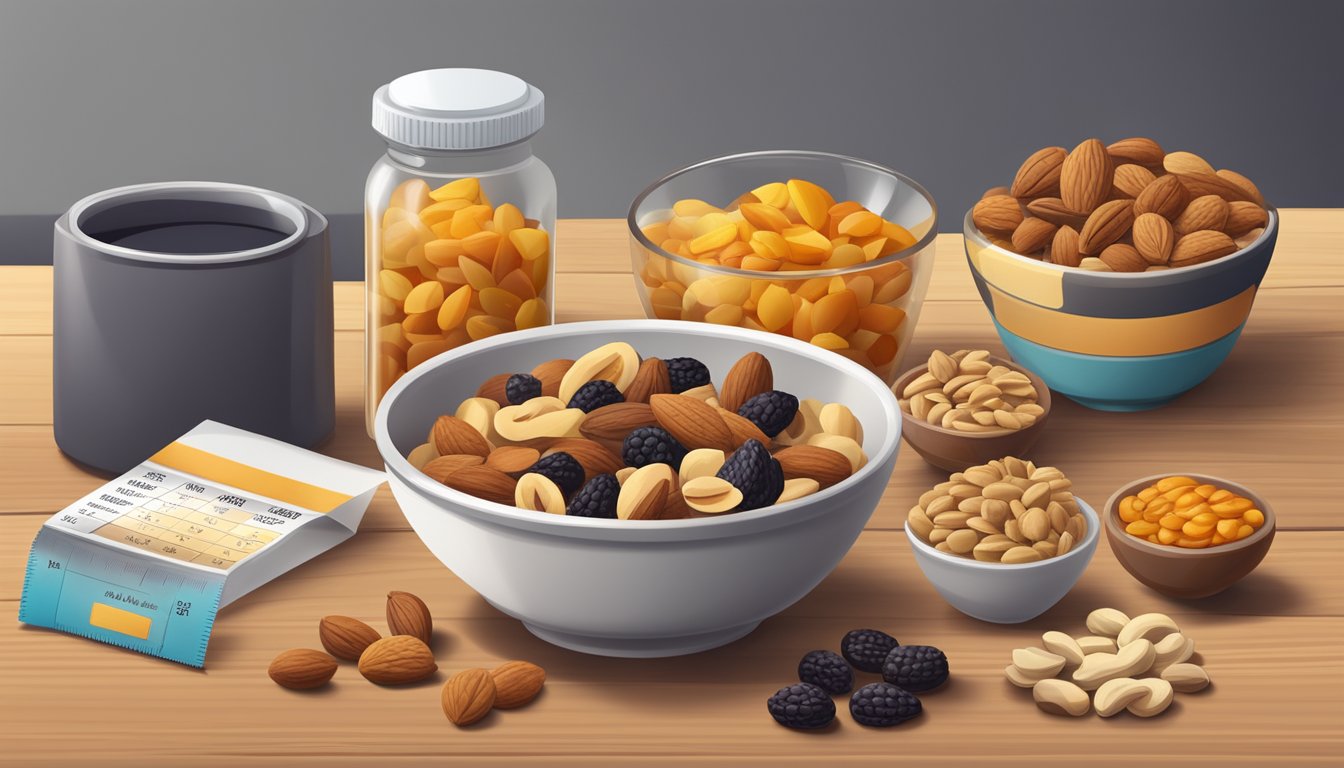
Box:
[892,355,1052,472]
[1104,473,1276,599]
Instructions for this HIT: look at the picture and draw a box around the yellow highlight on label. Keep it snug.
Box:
[149,443,352,513]
[89,602,152,640]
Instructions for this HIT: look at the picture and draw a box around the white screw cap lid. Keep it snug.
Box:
[372,68,544,150]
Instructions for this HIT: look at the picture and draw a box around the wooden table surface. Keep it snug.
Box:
[2,211,1341,766]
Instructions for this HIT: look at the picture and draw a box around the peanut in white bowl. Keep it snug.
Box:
[374,320,903,657]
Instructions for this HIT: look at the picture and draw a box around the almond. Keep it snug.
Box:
[442,668,496,726]
[530,358,574,399]
[1026,197,1088,229]
[544,437,624,478]
[1132,213,1175,265]
[650,394,736,452]
[485,445,541,475]
[773,445,852,489]
[476,372,511,407]
[1060,138,1112,214]
[1099,243,1147,273]
[358,635,437,685]
[491,660,546,709]
[1049,225,1082,267]
[981,185,1011,199]
[1224,201,1269,237]
[972,194,1024,235]
[1010,217,1057,255]
[1010,146,1067,199]
[579,402,657,447]
[421,454,485,484]
[268,648,338,689]
[432,414,492,458]
[1175,173,1251,205]
[441,465,518,505]
[624,357,671,404]
[719,352,773,413]
[1174,194,1230,235]
[1163,151,1215,176]
[1171,230,1238,268]
[1111,164,1156,199]
[717,407,769,447]
[1078,199,1134,255]
[1216,169,1265,206]
[386,590,433,644]
[1106,137,1165,167]
[1133,174,1188,220]
[318,615,382,662]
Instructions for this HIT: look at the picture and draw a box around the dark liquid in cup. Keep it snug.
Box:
[92,221,289,255]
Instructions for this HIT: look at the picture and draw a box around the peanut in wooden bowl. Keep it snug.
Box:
[892,355,1051,472]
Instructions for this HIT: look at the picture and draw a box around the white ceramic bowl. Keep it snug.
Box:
[374,320,903,657]
[904,497,1100,623]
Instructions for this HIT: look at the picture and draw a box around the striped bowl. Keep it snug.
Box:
[963,210,1278,411]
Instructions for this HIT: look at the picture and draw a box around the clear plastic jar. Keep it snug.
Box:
[366,69,556,433]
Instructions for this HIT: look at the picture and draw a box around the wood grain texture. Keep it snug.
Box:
[0,211,1340,765]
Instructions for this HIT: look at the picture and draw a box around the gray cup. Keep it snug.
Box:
[53,182,334,473]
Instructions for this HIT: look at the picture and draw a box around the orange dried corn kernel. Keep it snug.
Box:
[1118,477,1265,549]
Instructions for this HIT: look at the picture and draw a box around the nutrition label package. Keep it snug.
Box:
[19,421,385,667]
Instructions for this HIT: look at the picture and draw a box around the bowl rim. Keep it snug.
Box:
[892,354,1052,440]
[374,319,903,541]
[905,494,1101,571]
[961,207,1279,279]
[627,149,940,279]
[1102,473,1276,557]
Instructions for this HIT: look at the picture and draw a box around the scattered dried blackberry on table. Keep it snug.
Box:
[767,682,836,730]
[621,426,688,468]
[849,682,922,727]
[737,390,799,438]
[505,373,542,405]
[716,439,784,511]
[565,474,620,518]
[882,645,949,692]
[665,356,710,393]
[568,380,624,413]
[526,452,585,495]
[841,628,899,673]
[798,650,853,695]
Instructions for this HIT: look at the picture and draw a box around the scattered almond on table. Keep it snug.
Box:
[267,589,546,727]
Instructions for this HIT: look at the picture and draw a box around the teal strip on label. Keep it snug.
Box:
[19,528,225,668]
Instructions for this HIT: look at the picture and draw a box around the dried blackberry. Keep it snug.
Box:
[505,373,542,405]
[665,356,710,394]
[849,682,921,727]
[766,682,835,730]
[566,474,620,518]
[568,380,624,413]
[621,426,687,468]
[841,628,899,673]
[715,439,784,510]
[737,390,799,438]
[798,649,853,695]
[526,452,585,495]
[881,645,949,692]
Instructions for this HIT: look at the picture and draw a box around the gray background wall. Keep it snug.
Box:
[2,0,1340,278]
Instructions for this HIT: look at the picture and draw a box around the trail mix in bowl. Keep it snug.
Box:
[972,137,1268,272]
[404,343,870,519]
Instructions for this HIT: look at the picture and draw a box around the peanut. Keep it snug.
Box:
[900,349,1041,433]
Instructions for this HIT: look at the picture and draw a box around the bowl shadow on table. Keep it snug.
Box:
[454,560,937,709]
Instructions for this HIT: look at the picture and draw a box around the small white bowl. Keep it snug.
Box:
[904,497,1100,623]
[375,320,903,657]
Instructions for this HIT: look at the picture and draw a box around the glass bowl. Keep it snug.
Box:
[628,150,938,384]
